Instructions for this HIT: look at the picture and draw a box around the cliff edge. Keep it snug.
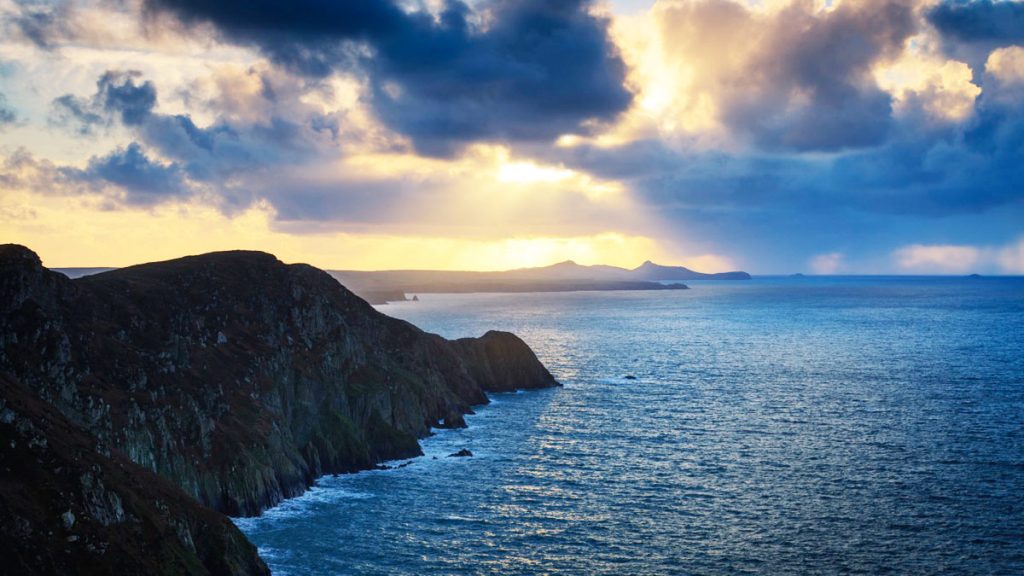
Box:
[0,244,558,524]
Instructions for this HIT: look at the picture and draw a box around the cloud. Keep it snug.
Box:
[546,1,1024,266]
[51,70,156,132]
[34,66,647,240]
[927,0,1024,45]
[997,237,1024,273]
[0,144,188,207]
[3,0,1022,273]
[77,142,188,205]
[875,48,981,123]
[0,92,16,127]
[926,0,1024,74]
[143,0,633,155]
[50,94,103,134]
[986,45,1024,93]
[48,68,345,209]
[6,0,77,49]
[142,0,405,65]
[632,0,917,152]
[810,252,845,274]
[891,238,1024,274]
[554,118,1022,220]
[893,243,982,273]
[255,143,648,238]
[96,70,157,125]
[0,149,73,193]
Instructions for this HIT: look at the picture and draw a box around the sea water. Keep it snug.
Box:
[234,276,1024,575]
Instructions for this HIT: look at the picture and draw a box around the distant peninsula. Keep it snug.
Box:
[330,260,751,304]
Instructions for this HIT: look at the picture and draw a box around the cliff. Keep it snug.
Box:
[0,374,269,576]
[0,244,558,523]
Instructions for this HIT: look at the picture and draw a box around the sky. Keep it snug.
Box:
[0,0,1022,274]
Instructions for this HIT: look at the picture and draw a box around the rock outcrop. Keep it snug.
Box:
[0,244,558,523]
[453,331,560,393]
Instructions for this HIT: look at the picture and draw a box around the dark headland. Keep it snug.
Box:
[330,259,751,304]
[0,244,558,575]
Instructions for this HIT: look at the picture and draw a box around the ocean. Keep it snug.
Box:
[234,276,1024,575]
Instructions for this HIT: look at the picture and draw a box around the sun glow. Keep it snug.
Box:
[874,39,981,123]
[496,160,624,200]
[497,161,576,185]
[0,186,666,271]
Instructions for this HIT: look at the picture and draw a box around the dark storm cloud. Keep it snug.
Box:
[927,0,1024,44]
[143,0,632,155]
[51,71,156,133]
[925,0,1024,74]
[366,0,634,155]
[145,0,404,74]
[96,71,157,125]
[558,113,1023,223]
[76,143,187,205]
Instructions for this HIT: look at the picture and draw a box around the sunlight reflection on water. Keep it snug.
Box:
[237,277,1024,575]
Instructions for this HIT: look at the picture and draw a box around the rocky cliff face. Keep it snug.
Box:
[0,244,558,521]
[0,374,269,576]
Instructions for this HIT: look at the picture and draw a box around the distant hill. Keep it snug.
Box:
[331,259,749,303]
[53,259,749,304]
[628,260,752,281]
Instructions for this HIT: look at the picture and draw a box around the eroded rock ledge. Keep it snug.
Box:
[0,244,558,574]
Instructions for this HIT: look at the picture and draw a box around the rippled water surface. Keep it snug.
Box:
[236,277,1024,575]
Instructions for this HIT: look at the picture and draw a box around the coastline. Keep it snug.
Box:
[232,390,514,524]
[231,387,558,572]
[235,282,1024,575]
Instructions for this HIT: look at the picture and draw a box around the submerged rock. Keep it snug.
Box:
[448,449,474,458]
